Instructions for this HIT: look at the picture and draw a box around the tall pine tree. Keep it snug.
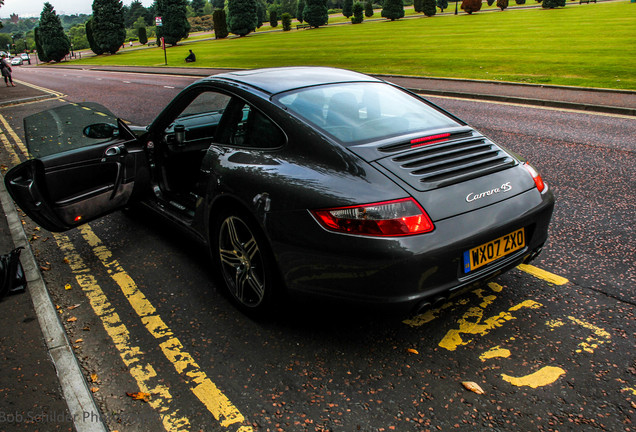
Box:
[156,0,190,45]
[92,0,126,54]
[227,0,258,36]
[304,0,328,27]
[35,2,70,62]
[381,0,404,20]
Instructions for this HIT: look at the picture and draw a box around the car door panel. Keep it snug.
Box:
[5,122,147,232]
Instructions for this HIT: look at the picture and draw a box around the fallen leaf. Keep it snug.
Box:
[90,373,99,383]
[40,265,51,271]
[126,392,151,402]
[64,284,72,290]
[407,348,419,355]
[90,387,99,393]
[82,325,91,331]
[68,304,81,310]
[63,258,70,264]
[74,338,83,343]
[66,317,78,323]
[34,227,40,231]
[462,381,485,395]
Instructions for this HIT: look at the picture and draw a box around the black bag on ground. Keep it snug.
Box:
[0,247,27,299]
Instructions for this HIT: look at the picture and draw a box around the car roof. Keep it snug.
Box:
[206,67,382,95]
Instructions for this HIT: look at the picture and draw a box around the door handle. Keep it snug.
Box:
[105,146,121,157]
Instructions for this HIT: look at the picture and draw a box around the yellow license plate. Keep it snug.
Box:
[463,228,525,273]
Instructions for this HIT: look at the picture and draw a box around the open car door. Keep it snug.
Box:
[4,103,149,232]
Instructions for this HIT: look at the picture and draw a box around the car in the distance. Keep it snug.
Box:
[5,67,554,316]
[20,53,30,64]
[10,56,22,66]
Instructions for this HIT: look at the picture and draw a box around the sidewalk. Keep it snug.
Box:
[0,66,633,432]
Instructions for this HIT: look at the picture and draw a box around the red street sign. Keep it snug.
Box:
[155,16,162,26]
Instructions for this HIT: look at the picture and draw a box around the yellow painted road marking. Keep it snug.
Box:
[439,299,542,351]
[78,224,251,430]
[566,316,611,354]
[480,345,511,362]
[501,366,566,388]
[0,122,251,430]
[55,233,191,431]
[518,264,569,285]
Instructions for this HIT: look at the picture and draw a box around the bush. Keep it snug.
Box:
[382,0,405,20]
[423,0,436,15]
[305,0,329,27]
[497,0,509,8]
[269,10,278,27]
[414,0,423,12]
[352,2,364,23]
[188,15,215,32]
[461,0,482,13]
[437,0,448,11]
[515,0,526,3]
[281,12,292,30]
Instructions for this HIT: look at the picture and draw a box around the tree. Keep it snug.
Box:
[437,0,448,12]
[156,0,190,45]
[35,2,70,62]
[125,0,150,27]
[461,0,482,13]
[382,0,405,20]
[423,0,436,15]
[281,12,292,30]
[543,0,564,7]
[414,0,423,12]
[227,0,257,36]
[364,0,374,17]
[84,18,103,55]
[68,24,89,50]
[191,0,206,15]
[91,0,126,54]
[343,0,353,17]
[515,0,526,4]
[33,27,47,62]
[497,0,508,9]
[213,9,229,38]
[297,0,305,22]
[351,2,363,23]
[304,0,328,27]
[137,26,148,44]
[256,0,267,27]
[269,10,278,27]
[212,0,225,8]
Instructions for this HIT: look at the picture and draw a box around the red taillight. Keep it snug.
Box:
[410,133,451,148]
[523,163,546,192]
[312,198,434,237]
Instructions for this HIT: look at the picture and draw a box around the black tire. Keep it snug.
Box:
[211,208,277,315]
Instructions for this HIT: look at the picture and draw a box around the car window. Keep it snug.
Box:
[221,102,285,149]
[178,91,231,119]
[276,82,459,144]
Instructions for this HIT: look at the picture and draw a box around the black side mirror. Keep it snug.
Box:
[83,123,119,139]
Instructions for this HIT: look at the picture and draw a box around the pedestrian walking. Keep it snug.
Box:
[1,55,15,87]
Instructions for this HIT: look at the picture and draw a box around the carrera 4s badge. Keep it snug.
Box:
[466,182,512,203]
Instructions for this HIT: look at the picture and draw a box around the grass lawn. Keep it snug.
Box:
[70,1,636,90]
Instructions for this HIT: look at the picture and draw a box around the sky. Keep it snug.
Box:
[1,0,154,18]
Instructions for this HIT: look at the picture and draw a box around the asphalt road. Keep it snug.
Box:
[1,68,634,432]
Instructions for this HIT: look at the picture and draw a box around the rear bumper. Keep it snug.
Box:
[266,187,554,309]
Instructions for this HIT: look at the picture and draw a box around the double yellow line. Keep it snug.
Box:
[0,111,252,432]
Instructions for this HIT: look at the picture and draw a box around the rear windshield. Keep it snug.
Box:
[275,82,459,144]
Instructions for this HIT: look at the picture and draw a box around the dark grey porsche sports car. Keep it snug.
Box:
[5,67,554,315]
